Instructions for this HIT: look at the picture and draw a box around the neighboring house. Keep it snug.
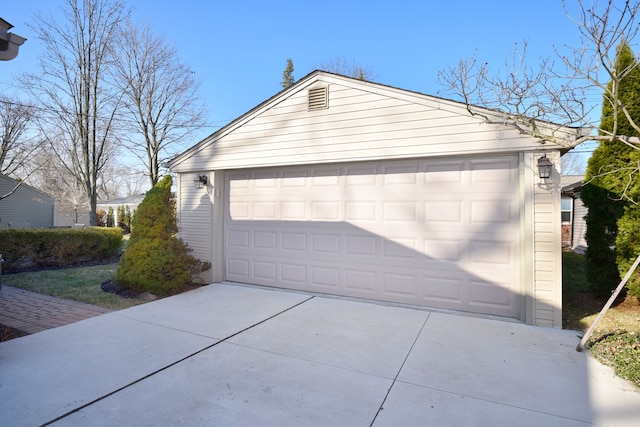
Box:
[97,194,145,226]
[166,71,583,328]
[561,175,587,254]
[0,174,54,228]
[0,174,90,228]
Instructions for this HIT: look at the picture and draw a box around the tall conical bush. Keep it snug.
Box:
[582,41,640,294]
[116,175,210,295]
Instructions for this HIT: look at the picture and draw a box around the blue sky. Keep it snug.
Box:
[3,1,590,148]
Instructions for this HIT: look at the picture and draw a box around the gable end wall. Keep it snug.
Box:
[171,79,559,173]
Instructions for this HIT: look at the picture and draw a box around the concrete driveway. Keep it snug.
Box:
[1,283,639,426]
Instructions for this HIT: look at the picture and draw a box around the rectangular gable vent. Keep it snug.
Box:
[308,86,328,110]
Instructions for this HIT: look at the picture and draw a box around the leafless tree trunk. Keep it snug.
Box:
[437,0,640,149]
[20,0,128,225]
[113,19,206,187]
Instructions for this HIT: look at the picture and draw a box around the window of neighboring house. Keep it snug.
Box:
[561,197,573,224]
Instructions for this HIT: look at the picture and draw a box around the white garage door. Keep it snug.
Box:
[225,156,519,318]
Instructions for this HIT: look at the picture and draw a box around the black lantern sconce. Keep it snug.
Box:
[194,174,208,189]
[537,155,553,179]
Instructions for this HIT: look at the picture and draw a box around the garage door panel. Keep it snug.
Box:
[345,235,378,257]
[282,232,307,251]
[226,157,519,318]
[346,166,377,184]
[227,229,249,248]
[280,263,307,285]
[228,172,251,186]
[383,237,419,259]
[345,268,378,292]
[282,169,308,184]
[311,202,340,220]
[382,163,419,184]
[470,200,513,223]
[423,238,462,261]
[253,201,277,219]
[423,275,464,304]
[469,240,515,266]
[382,201,418,222]
[229,201,250,219]
[381,271,419,297]
[424,162,465,184]
[253,260,277,281]
[424,200,463,223]
[345,202,378,222]
[227,258,249,278]
[311,167,341,185]
[253,231,277,249]
[468,279,516,316]
[470,158,518,182]
[254,170,278,184]
[281,201,306,220]
[310,265,341,289]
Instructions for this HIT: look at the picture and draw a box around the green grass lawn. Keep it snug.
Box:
[563,252,640,388]
[2,262,145,310]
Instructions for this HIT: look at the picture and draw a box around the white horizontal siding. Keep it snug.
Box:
[532,151,562,327]
[171,77,549,173]
[177,173,213,282]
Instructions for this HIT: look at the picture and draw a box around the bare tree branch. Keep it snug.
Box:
[20,0,129,225]
[437,1,640,150]
[316,56,376,81]
[0,179,23,201]
[0,97,42,178]
[113,19,207,187]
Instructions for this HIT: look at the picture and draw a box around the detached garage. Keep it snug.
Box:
[166,71,581,327]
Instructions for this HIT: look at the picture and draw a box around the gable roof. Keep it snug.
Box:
[0,173,53,200]
[561,175,585,194]
[167,70,584,171]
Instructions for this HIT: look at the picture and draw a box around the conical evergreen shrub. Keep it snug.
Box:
[582,41,640,295]
[116,175,210,295]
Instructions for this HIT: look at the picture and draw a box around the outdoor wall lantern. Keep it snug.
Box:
[537,155,553,179]
[194,174,208,189]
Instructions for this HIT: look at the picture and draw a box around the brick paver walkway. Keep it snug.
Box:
[0,285,112,335]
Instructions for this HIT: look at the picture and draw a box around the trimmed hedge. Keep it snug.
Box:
[0,227,123,272]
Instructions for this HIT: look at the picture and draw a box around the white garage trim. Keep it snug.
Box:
[224,156,521,319]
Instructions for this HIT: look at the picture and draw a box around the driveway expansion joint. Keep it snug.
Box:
[40,295,316,426]
[369,311,431,426]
